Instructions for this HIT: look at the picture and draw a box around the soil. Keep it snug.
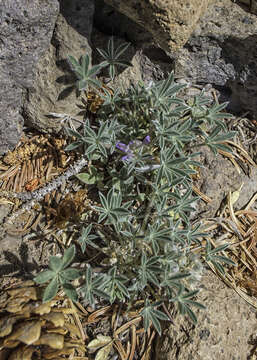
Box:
[154,271,257,360]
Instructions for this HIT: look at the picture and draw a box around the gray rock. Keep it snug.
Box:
[94,0,154,49]
[174,0,257,116]
[103,0,214,53]
[0,0,59,155]
[92,2,174,86]
[23,0,94,133]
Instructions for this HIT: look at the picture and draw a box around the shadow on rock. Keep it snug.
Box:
[0,243,40,279]
[220,34,257,117]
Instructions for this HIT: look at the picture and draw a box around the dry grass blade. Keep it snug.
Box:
[73,303,89,317]
[228,192,245,235]
[226,140,256,166]
[113,339,127,360]
[114,317,142,337]
[86,306,112,324]
[192,185,212,203]
[205,185,257,309]
[128,325,136,360]
[141,329,156,360]
[19,162,27,191]
[111,304,119,331]
[207,260,257,309]
[218,149,242,174]
[0,165,19,180]
[138,328,146,357]
[69,300,86,342]
[13,172,20,193]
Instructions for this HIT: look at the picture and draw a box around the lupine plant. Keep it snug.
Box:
[35,37,236,335]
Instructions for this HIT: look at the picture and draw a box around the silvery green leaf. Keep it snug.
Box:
[65,141,82,151]
[62,245,76,269]
[63,283,78,302]
[61,268,81,281]
[49,256,63,272]
[65,128,83,139]
[43,277,59,303]
[34,270,55,284]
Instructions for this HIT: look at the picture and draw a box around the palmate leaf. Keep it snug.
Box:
[43,277,59,303]
[76,172,96,185]
[60,268,81,281]
[97,37,132,80]
[178,302,198,324]
[156,147,193,184]
[140,300,169,335]
[49,256,63,272]
[99,266,129,303]
[168,188,197,222]
[145,224,172,254]
[81,266,109,306]
[62,283,78,302]
[99,87,121,110]
[151,72,186,111]
[184,223,207,246]
[137,254,160,289]
[205,102,234,129]
[171,285,205,324]
[62,245,76,268]
[114,41,130,58]
[161,272,190,292]
[204,126,236,155]
[94,188,129,224]
[67,55,84,77]
[65,128,83,139]
[34,269,55,284]
[80,121,110,159]
[67,54,102,91]
[205,240,236,275]
[78,224,99,253]
[35,246,79,303]
[65,141,83,151]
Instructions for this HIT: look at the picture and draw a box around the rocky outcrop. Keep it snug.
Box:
[174,0,257,116]
[0,0,59,155]
[23,0,94,133]
[2,0,257,151]
[103,0,215,53]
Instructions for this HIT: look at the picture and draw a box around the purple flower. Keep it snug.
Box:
[116,135,151,162]
[116,142,129,152]
[143,135,150,144]
[121,153,134,161]
[116,142,134,161]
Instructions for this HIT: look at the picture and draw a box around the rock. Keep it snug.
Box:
[155,271,257,360]
[93,1,174,84]
[103,0,214,53]
[237,0,257,15]
[191,146,243,219]
[23,0,94,133]
[190,145,257,221]
[174,0,257,117]
[94,0,155,49]
[0,0,59,155]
